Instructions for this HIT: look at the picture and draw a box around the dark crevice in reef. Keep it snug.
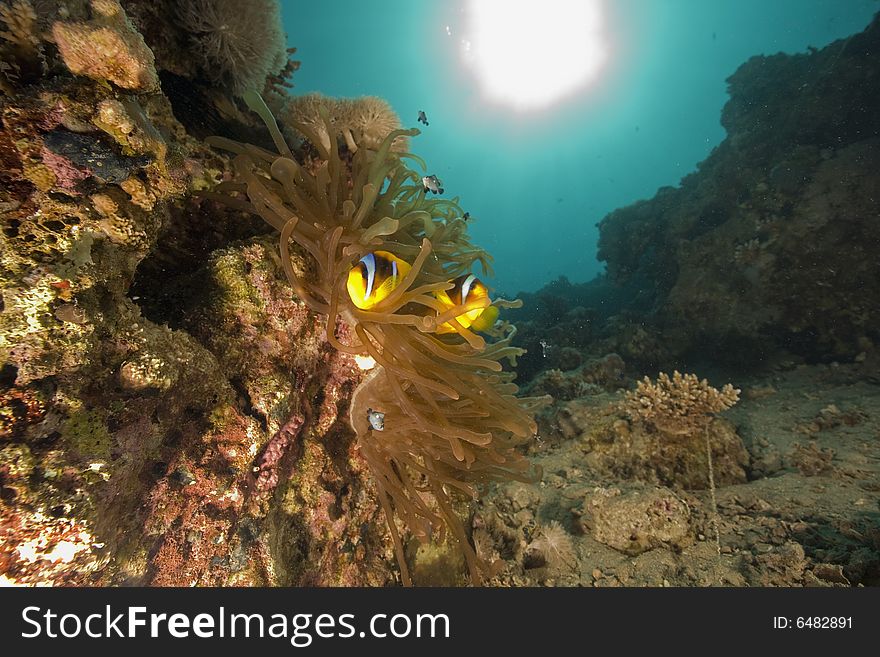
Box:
[0,363,18,387]
[159,71,235,141]
[128,199,270,329]
[128,71,282,329]
[229,376,268,434]
[159,71,279,150]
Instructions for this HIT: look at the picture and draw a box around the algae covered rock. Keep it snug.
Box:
[578,484,693,555]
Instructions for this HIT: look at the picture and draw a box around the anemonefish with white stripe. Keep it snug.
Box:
[346,251,411,310]
[434,274,499,333]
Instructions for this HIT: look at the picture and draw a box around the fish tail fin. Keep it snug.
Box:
[470,305,499,332]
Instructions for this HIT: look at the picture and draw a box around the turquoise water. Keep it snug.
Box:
[284,0,877,295]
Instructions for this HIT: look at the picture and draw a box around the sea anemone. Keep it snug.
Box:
[281,93,409,154]
[345,95,407,151]
[525,520,577,572]
[205,92,546,585]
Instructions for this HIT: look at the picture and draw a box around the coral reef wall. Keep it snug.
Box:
[1,0,393,585]
[595,14,880,367]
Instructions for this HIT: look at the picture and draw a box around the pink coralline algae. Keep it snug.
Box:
[39,145,89,191]
[252,412,305,496]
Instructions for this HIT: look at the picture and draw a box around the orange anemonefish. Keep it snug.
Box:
[434,274,499,333]
[346,251,411,310]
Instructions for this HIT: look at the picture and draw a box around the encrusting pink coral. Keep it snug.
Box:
[252,413,305,495]
[52,0,159,92]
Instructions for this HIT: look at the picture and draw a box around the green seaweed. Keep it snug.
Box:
[62,409,112,460]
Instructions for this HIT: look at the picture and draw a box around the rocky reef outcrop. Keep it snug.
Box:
[1,0,393,585]
[596,14,880,368]
[510,15,880,381]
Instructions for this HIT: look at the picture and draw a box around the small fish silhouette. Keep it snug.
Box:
[367,408,385,431]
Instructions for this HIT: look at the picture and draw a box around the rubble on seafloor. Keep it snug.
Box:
[474,362,880,587]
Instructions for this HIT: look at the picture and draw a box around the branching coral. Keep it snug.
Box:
[176,0,287,96]
[206,91,545,585]
[623,370,740,436]
[622,370,740,567]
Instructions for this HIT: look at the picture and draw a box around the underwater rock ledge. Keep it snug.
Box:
[594,13,880,368]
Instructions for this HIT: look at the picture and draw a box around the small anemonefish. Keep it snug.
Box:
[346,251,411,310]
[434,274,499,333]
[417,110,429,126]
